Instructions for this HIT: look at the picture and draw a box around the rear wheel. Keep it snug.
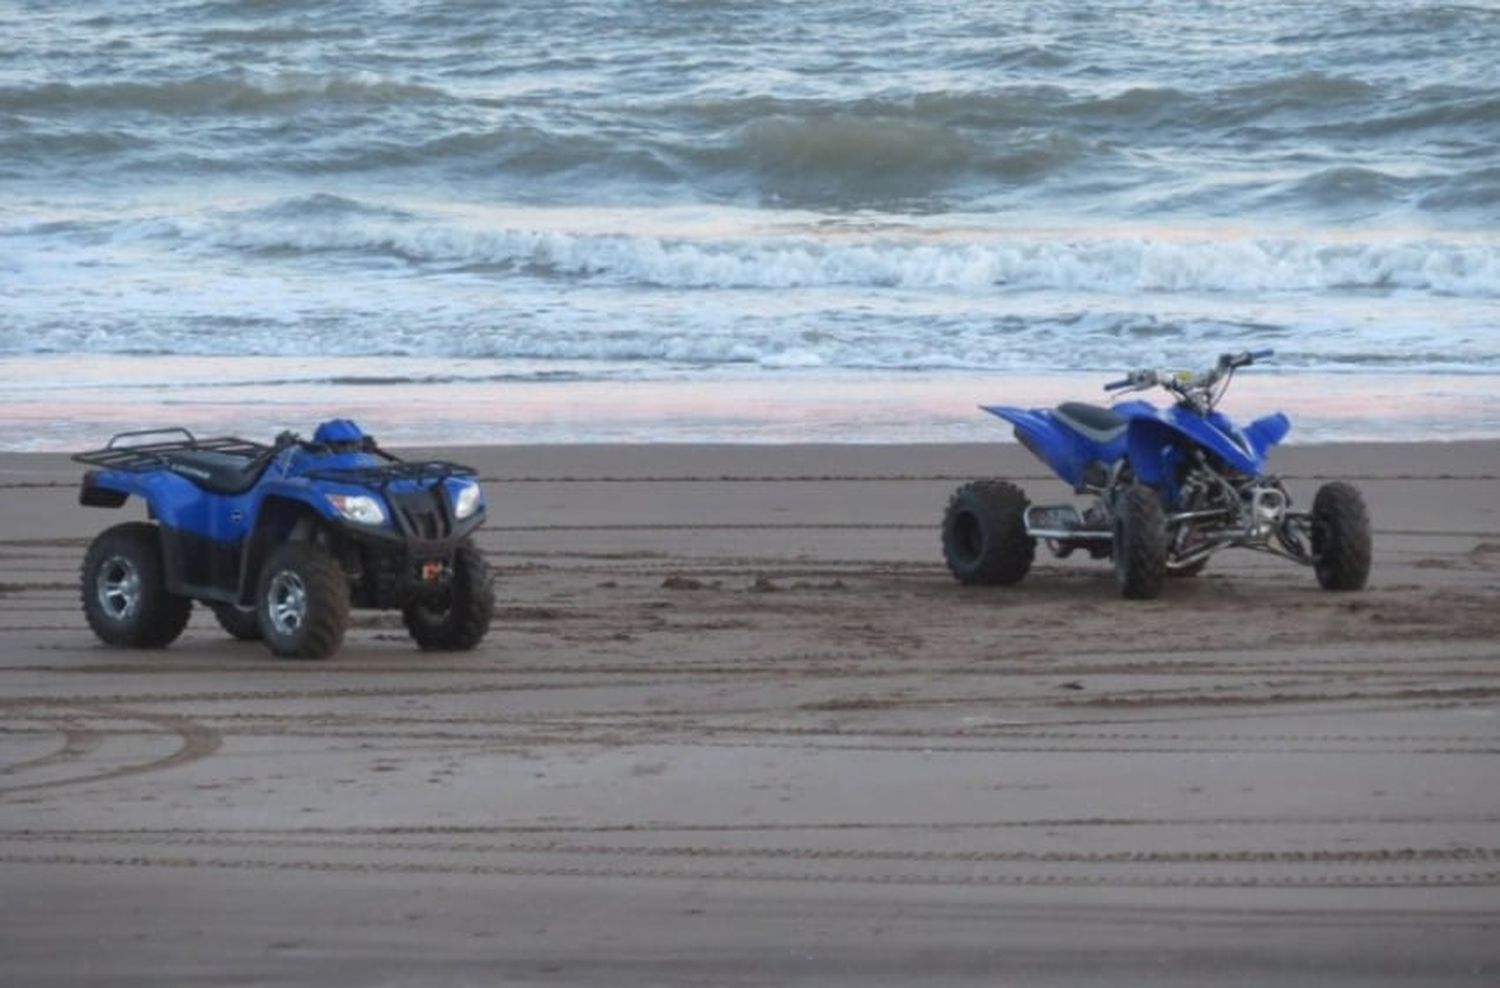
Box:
[81,522,192,648]
[1312,482,1371,590]
[1114,485,1168,599]
[256,542,349,660]
[941,480,1034,586]
[403,541,495,651]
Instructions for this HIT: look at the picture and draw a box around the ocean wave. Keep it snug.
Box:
[9,66,1496,218]
[1419,167,1500,211]
[1312,90,1500,140]
[233,193,416,222]
[0,128,148,162]
[145,215,1500,296]
[1225,73,1378,110]
[309,125,675,178]
[191,25,365,44]
[734,114,974,178]
[1274,166,1412,205]
[0,70,449,115]
[6,309,1494,375]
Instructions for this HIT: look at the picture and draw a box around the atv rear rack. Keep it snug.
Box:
[73,428,272,473]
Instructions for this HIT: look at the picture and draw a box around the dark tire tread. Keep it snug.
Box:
[403,541,495,651]
[1312,482,1372,591]
[941,480,1035,586]
[257,543,350,660]
[1114,485,1168,600]
[80,522,192,648]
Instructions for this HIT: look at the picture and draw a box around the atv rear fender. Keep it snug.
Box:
[80,473,129,508]
[80,468,216,528]
[982,405,1121,492]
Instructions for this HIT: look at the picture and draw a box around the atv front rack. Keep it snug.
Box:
[73,428,272,472]
[302,460,477,490]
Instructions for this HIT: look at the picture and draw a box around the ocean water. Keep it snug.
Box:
[2,0,1498,447]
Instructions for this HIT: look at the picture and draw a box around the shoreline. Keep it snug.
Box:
[2,357,1499,450]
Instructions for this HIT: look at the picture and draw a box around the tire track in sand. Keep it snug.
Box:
[0,704,221,796]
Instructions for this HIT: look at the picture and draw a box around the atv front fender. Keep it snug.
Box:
[1124,417,1185,492]
[1243,412,1291,460]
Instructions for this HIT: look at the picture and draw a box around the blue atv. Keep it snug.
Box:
[942,350,1372,599]
[74,419,495,659]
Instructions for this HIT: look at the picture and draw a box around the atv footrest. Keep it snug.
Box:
[1024,504,1111,541]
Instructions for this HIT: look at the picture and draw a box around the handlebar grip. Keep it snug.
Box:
[1103,378,1131,391]
[1249,348,1274,360]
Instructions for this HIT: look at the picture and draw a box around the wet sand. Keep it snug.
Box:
[2,441,1498,986]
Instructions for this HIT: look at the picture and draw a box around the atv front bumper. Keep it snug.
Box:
[333,510,485,609]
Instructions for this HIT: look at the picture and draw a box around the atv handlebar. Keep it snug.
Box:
[270,430,401,465]
[1102,349,1275,408]
[1219,348,1274,372]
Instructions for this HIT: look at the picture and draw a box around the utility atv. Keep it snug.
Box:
[942,350,1372,599]
[75,419,495,659]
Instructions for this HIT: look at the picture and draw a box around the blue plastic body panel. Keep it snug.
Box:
[83,446,486,543]
[981,405,1126,490]
[312,419,366,445]
[983,399,1291,508]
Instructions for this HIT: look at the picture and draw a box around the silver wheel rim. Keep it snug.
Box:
[95,555,142,621]
[267,570,307,636]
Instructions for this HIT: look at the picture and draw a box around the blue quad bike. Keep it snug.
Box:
[74,419,495,659]
[941,350,1372,599]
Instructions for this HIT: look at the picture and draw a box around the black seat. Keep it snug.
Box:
[1053,402,1127,443]
[162,450,270,495]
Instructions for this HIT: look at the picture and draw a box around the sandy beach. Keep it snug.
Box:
[1,440,1498,986]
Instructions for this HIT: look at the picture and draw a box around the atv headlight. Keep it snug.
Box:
[326,493,386,525]
[451,481,482,520]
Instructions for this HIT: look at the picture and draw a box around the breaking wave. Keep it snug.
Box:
[145,214,1500,296]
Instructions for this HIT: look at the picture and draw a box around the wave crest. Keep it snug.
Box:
[160,215,1500,296]
[0,70,448,115]
[735,114,973,178]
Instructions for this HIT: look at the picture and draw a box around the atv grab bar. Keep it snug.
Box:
[106,427,197,449]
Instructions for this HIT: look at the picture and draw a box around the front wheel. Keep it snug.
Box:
[403,541,495,651]
[941,480,1034,586]
[1113,485,1167,599]
[81,522,192,648]
[256,542,350,660]
[1312,482,1372,591]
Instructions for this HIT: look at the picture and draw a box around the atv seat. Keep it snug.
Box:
[1054,402,1127,444]
[162,450,271,495]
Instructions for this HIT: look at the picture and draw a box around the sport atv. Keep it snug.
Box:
[74,419,495,659]
[942,350,1372,599]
